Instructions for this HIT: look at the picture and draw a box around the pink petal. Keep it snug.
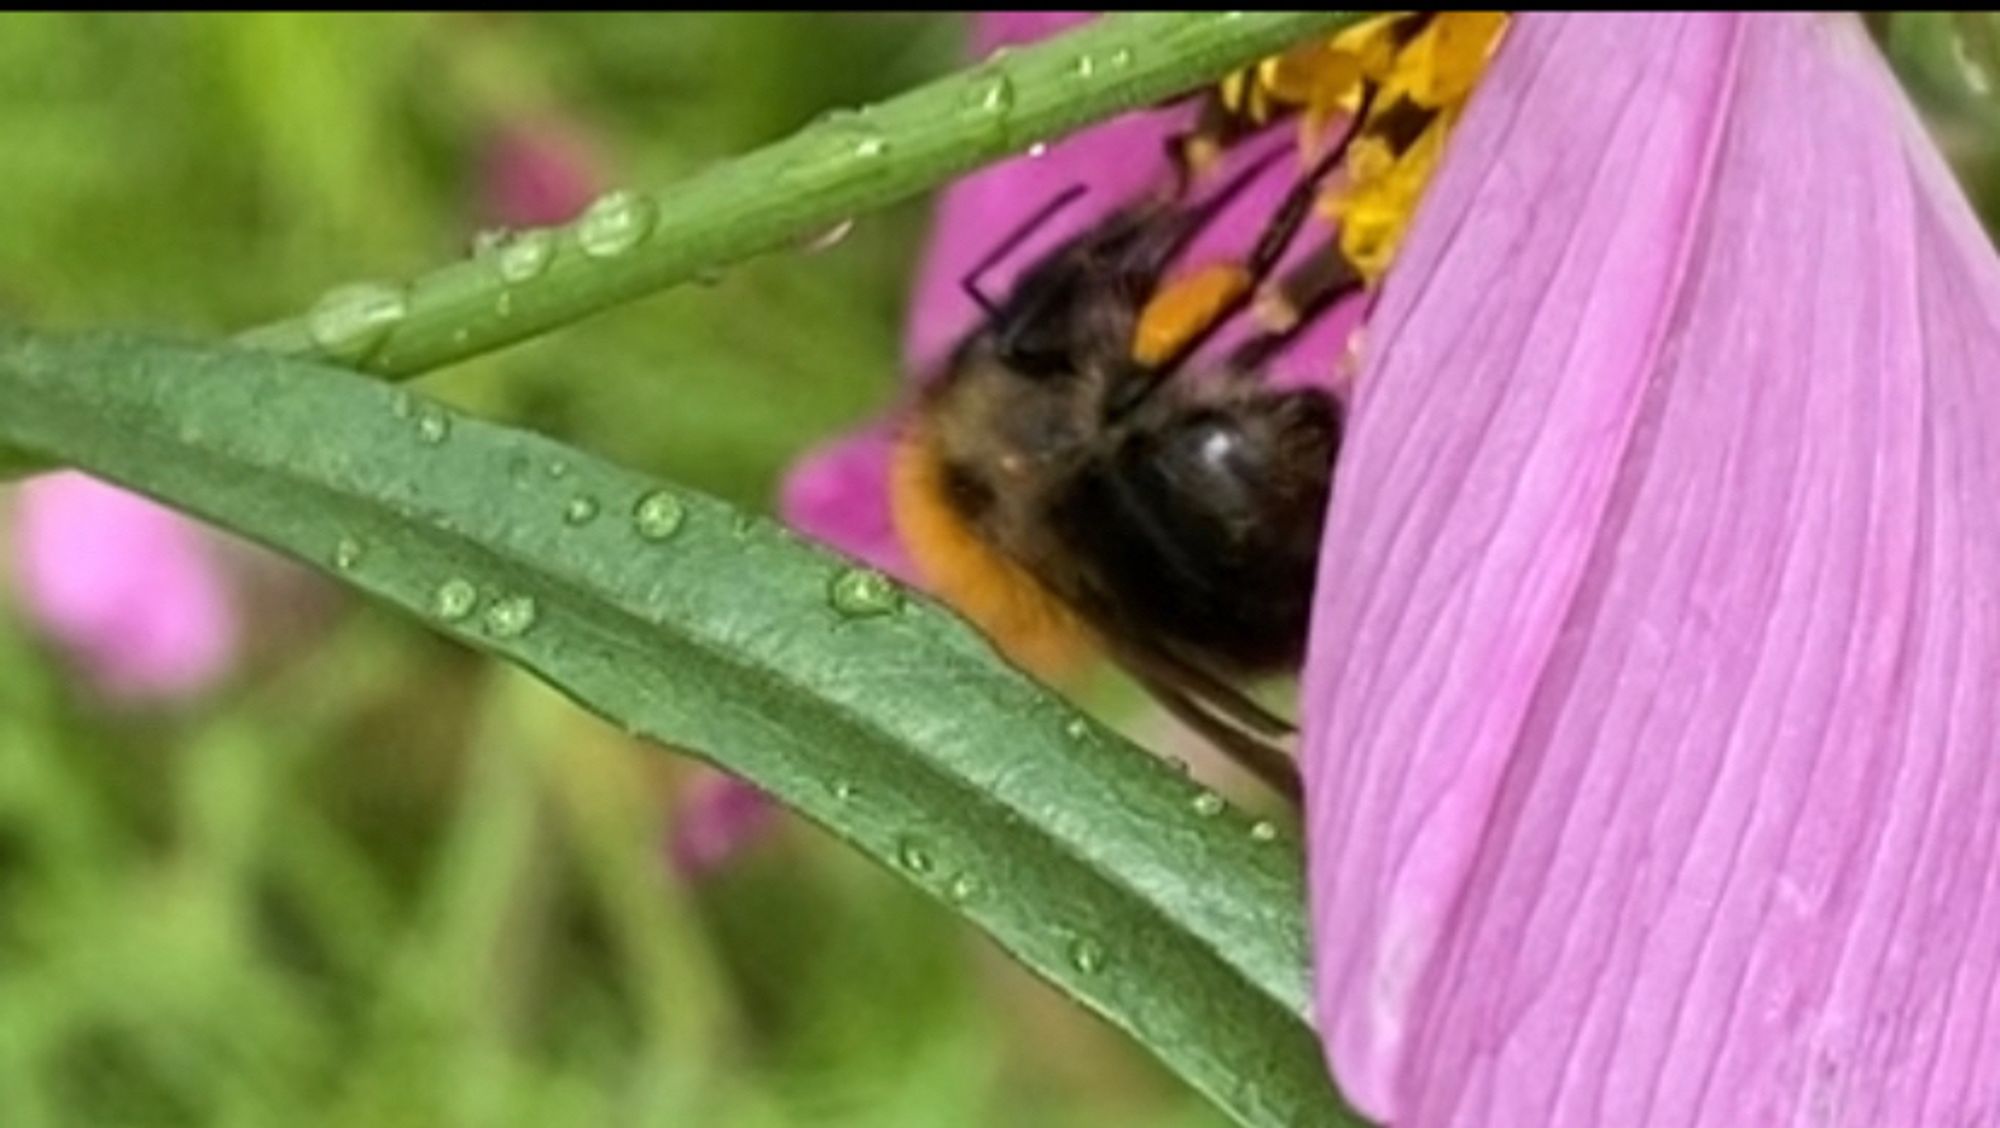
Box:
[779,422,916,580]
[8,471,239,702]
[787,10,1357,564]
[1303,13,2000,1125]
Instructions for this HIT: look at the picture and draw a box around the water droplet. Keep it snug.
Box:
[495,228,556,283]
[470,227,510,258]
[631,490,686,541]
[797,218,854,254]
[546,459,571,481]
[575,189,655,258]
[483,593,539,639]
[1249,820,1279,842]
[1106,47,1134,69]
[828,568,901,618]
[433,578,478,622]
[415,407,451,445]
[560,495,600,526]
[897,837,934,875]
[968,73,1015,114]
[852,134,888,159]
[1192,791,1225,817]
[1026,141,1049,158]
[1068,936,1107,974]
[830,780,857,801]
[1062,716,1095,742]
[332,536,365,571]
[308,281,408,362]
[1073,54,1097,78]
[946,873,983,904]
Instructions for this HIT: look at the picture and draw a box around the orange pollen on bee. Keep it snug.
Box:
[889,424,1096,679]
[1130,262,1253,368]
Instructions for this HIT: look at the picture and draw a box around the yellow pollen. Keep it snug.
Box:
[1207,12,1510,287]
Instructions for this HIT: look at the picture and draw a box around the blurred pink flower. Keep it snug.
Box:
[479,117,606,227]
[7,471,239,702]
[667,769,778,879]
[1305,13,2000,1125]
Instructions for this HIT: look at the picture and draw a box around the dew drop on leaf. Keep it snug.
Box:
[967,73,1015,115]
[631,490,686,541]
[1249,819,1278,842]
[897,837,935,875]
[575,189,655,258]
[307,281,407,363]
[828,568,901,618]
[797,218,854,254]
[495,229,556,283]
[946,873,983,904]
[483,594,539,639]
[562,495,600,526]
[414,407,451,445]
[470,227,511,258]
[1191,791,1225,817]
[332,536,365,572]
[433,578,478,622]
[1068,936,1107,974]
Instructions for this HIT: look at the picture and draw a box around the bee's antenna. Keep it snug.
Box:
[960,183,1089,322]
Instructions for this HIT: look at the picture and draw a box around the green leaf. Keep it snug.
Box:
[233,12,1366,379]
[0,328,1363,1128]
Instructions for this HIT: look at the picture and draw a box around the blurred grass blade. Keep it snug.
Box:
[234,12,1363,378]
[0,328,1362,1128]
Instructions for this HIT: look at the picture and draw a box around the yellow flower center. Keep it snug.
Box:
[1224,12,1510,285]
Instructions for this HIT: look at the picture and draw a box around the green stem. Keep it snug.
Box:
[234,12,1362,378]
[0,14,1362,482]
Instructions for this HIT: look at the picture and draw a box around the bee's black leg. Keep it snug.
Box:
[1139,83,1378,381]
[1227,242,1365,375]
[1131,668,1302,804]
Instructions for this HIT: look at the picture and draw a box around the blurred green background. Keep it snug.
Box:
[3,13,1999,1128]
[0,12,1234,1128]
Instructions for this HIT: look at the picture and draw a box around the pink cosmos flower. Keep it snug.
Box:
[783,10,2000,1127]
[6,471,240,702]
[1307,12,2000,1125]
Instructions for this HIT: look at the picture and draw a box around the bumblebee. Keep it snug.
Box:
[890,101,1377,802]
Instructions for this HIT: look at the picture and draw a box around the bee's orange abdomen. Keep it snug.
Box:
[889,426,1096,679]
